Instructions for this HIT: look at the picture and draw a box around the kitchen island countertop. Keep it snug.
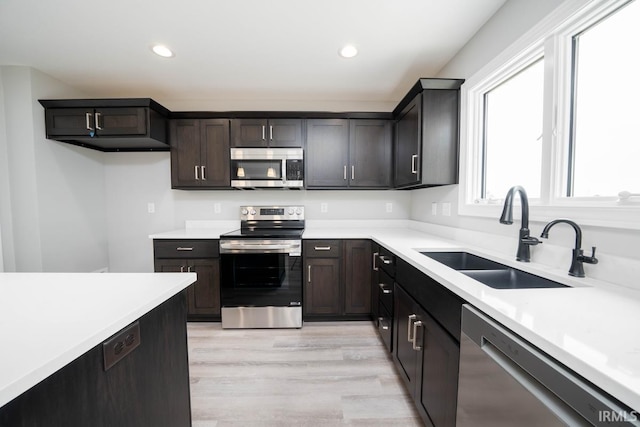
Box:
[0,272,196,408]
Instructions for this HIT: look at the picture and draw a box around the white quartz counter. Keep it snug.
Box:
[150,222,640,411]
[0,272,196,408]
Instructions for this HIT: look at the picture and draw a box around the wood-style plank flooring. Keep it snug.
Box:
[187,321,423,426]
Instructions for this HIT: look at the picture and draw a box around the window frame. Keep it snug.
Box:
[458,0,640,230]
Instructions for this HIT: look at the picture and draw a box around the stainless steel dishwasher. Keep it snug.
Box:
[456,305,639,426]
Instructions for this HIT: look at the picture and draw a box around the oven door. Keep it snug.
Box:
[219,239,303,328]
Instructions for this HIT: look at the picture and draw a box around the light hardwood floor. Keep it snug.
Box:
[187,321,423,426]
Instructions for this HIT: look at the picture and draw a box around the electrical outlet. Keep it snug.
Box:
[147,202,155,214]
[442,202,452,217]
[431,202,438,215]
[214,203,221,214]
[385,202,393,213]
[320,203,328,213]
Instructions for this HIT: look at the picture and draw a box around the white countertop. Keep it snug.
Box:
[150,222,640,411]
[0,272,196,408]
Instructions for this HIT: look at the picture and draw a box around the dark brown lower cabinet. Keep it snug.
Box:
[303,239,371,320]
[153,239,221,321]
[0,292,191,427]
[394,283,460,427]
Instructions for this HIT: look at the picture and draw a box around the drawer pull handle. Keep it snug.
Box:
[378,283,392,294]
[314,246,331,251]
[372,252,379,271]
[379,255,392,265]
[378,317,389,330]
[177,247,194,251]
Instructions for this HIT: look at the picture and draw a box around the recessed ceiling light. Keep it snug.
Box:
[152,44,174,58]
[339,45,358,58]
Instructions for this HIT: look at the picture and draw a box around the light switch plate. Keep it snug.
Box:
[431,202,438,215]
[442,202,452,217]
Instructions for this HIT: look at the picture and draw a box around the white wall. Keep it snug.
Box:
[104,152,411,272]
[412,0,640,289]
[0,66,109,272]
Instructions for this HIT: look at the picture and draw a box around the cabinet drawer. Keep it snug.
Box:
[377,303,393,353]
[377,269,394,314]
[376,247,396,276]
[304,240,342,258]
[153,240,219,259]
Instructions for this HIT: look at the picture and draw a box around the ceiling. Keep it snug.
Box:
[0,0,506,111]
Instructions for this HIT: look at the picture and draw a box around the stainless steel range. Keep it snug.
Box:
[219,206,304,328]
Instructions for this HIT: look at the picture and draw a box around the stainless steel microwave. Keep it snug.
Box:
[230,148,304,189]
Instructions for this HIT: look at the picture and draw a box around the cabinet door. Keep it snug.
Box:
[95,107,147,136]
[419,314,459,427]
[189,259,221,317]
[304,258,341,315]
[393,284,423,397]
[421,90,460,185]
[394,94,422,188]
[45,108,95,137]
[170,119,203,188]
[201,119,231,187]
[344,240,372,314]
[230,119,268,147]
[305,119,349,188]
[349,120,392,188]
[268,119,302,147]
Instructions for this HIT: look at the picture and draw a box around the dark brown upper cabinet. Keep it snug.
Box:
[170,119,230,189]
[306,119,392,189]
[39,98,169,152]
[393,78,464,189]
[230,118,302,147]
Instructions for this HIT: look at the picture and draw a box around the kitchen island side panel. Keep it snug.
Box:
[0,291,191,427]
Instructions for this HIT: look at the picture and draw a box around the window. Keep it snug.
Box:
[460,0,639,228]
[483,59,544,200]
[568,0,640,197]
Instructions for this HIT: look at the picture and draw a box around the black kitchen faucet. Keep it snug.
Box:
[499,185,541,262]
[540,219,598,277]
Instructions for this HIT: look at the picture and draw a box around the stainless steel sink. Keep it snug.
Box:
[421,251,569,289]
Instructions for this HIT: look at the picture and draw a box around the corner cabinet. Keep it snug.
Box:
[170,119,231,189]
[303,239,372,319]
[153,239,221,320]
[39,98,170,152]
[393,78,464,189]
[306,119,392,189]
[230,118,302,147]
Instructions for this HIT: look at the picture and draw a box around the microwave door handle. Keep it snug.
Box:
[281,159,287,183]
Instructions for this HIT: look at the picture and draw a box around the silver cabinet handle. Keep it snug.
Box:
[412,320,423,351]
[180,266,185,273]
[95,112,102,130]
[372,252,379,271]
[269,125,273,141]
[194,165,199,180]
[201,165,206,180]
[343,165,347,180]
[177,247,194,251]
[379,255,392,265]
[378,317,389,331]
[86,112,94,131]
[378,283,392,294]
[262,125,266,141]
[314,246,331,251]
[411,154,418,174]
[307,265,311,283]
[351,165,355,180]
[407,314,417,342]
[187,265,192,272]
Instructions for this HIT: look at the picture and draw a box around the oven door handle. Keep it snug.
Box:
[220,242,301,255]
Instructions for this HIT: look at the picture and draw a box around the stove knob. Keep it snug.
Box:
[288,208,294,215]
[296,208,302,215]
[241,208,248,215]
[250,209,256,215]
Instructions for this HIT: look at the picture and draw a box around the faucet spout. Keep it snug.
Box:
[540,219,598,277]
[500,186,540,262]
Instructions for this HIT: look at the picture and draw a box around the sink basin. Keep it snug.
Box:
[462,269,568,289]
[421,251,569,289]
[421,251,508,270]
